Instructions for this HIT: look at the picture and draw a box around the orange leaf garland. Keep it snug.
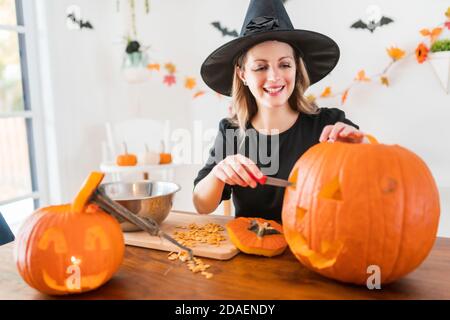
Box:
[420,28,430,36]
[320,86,332,97]
[341,89,349,104]
[306,94,316,103]
[193,90,205,98]
[420,27,443,43]
[386,47,405,61]
[380,76,389,86]
[415,43,429,63]
[184,77,196,90]
[355,70,370,81]
[164,63,176,74]
[163,74,176,86]
[147,63,160,71]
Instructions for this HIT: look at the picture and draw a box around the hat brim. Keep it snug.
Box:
[200,29,340,96]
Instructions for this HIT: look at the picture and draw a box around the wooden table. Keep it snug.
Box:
[1,238,450,300]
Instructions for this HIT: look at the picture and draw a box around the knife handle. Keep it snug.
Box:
[247,171,267,185]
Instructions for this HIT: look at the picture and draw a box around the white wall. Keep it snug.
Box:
[35,0,450,235]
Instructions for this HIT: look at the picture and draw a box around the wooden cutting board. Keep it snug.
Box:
[123,211,239,260]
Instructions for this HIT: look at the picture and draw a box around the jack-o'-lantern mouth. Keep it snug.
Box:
[36,224,116,293]
[289,206,344,269]
[42,269,109,293]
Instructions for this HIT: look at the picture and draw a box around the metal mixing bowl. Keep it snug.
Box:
[98,181,181,232]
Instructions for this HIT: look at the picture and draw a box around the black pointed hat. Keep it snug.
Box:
[200,0,340,96]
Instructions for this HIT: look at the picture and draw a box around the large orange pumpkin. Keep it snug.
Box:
[282,137,440,285]
[15,172,125,295]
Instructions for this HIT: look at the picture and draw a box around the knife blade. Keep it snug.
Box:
[261,176,294,187]
[247,171,293,187]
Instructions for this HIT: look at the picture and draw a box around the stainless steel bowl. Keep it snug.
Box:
[98,181,181,232]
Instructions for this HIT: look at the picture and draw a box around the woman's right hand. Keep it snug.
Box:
[211,154,263,188]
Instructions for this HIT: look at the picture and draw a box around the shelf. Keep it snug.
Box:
[100,162,182,174]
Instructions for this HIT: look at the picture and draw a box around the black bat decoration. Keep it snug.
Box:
[211,21,238,38]
[350,16,394,33]
[67,12,94,30]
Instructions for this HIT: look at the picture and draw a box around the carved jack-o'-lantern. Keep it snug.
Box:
[282,137,440,285]
[15,172,125,295]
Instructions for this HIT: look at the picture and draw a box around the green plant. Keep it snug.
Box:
[431,39,450,53]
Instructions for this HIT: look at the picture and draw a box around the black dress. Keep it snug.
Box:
[193,107,359,222]
[0,212,14,245]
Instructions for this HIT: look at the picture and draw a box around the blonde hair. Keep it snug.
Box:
[229,43,318,135]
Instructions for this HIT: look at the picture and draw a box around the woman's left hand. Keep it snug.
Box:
[319,122,365,143]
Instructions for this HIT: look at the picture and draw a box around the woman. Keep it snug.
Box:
[193,0,365,220]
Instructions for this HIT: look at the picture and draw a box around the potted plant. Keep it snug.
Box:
[122,38,150,83]
[118,0,151,83]
[428,38,450,94]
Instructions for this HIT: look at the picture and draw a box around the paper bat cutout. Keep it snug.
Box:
[67,12,94,30]
[351,16,394,33]
[351,5,395,33]
[350,16,394,33]
[211,21,238,38]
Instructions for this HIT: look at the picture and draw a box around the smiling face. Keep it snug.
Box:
[237,40,297,110]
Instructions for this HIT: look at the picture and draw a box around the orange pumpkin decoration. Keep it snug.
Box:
[15,172,125,295]
[282,135,440,285]
[159,140,172,164]
[116,142,137,166]
[226,217,287,257]
[159,153,172,164]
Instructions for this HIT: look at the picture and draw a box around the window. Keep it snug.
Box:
[0,0,45,233]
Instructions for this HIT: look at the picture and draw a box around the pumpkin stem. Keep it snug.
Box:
[72,172,105,213]
[248,220,281,238]
[364,134,379,144]
[123,142,128,154]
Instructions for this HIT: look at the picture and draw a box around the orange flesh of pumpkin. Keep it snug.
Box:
[71,172,105,213]
[226,217,288,257]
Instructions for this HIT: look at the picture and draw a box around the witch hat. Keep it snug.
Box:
[201,0,340,96]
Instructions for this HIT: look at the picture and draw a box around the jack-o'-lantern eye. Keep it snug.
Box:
[38,228,68,253]
[319,176,342,201]
[85,226,110,251]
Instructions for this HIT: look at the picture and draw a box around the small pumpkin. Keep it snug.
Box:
[116,142,137,166]
[159,153,172,164]
[282,135,440,285]
[226,217,287,257]
[138,144,159,165]
[15,172,125,295]
[159,140,172,164]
